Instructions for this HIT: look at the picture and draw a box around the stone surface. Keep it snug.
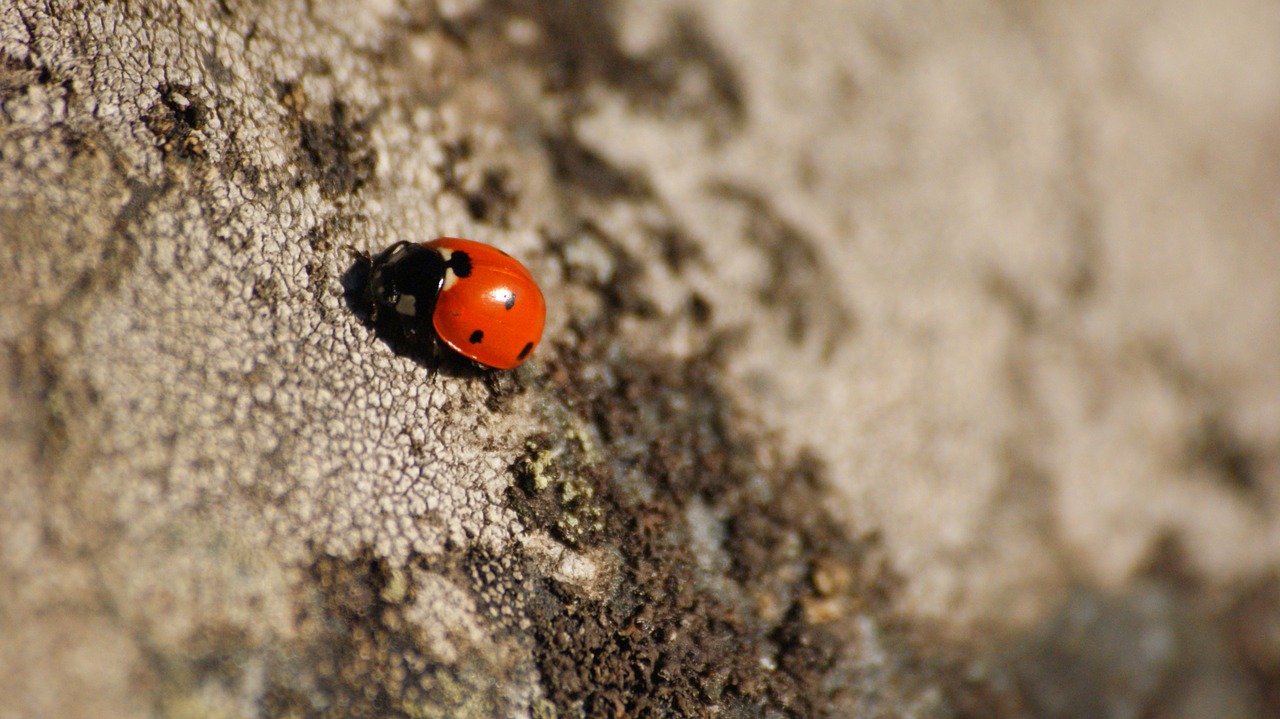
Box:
[2,1,1278,717]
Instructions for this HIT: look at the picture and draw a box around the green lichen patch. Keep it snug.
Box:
[511,430,609,549]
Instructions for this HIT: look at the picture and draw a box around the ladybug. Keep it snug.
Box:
[368,237,546,369]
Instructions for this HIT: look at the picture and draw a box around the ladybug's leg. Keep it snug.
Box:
[342,243,372,263]
[425,334,443,376]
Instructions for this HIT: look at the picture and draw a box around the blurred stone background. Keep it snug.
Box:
[2,1,1278,717]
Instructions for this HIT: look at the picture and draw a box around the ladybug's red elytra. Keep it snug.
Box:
[368,237,546,369]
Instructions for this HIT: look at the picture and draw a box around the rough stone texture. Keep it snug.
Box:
[2,1,1279,718]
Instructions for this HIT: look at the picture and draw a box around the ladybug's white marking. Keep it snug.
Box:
[396,294,417,317]
[438,248,461,291]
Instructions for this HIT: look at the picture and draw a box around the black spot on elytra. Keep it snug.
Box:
[503,291,516,310]
[449,250,473,278]
[469,329,484,344]
[516,342,533,361]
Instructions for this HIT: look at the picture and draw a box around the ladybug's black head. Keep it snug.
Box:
[368,241,448,320]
